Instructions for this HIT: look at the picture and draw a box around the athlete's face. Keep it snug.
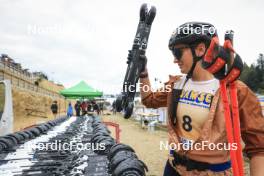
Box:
[172,43,206,74]
[173,44,193,74]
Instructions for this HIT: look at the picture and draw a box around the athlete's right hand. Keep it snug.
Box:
[139,54,148,78]
[127,50,148,78]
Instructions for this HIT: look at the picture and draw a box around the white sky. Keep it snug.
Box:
[0,0,263,93]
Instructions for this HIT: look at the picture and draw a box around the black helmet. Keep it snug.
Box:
[168,22,217,50]
[169,22,218,79]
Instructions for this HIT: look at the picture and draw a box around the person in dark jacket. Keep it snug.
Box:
[92,101,100,115]
[112,100,116,115]
[87,101,92,112]
[74,101,81,116]
[50,101,58,118]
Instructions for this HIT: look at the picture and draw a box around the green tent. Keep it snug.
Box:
[60,81,103,99]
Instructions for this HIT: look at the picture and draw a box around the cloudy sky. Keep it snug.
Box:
[0,0,263,93]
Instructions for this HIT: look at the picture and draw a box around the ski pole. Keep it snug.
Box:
[203,31,244,176]
[223,31,244,176]
[220,80,240,176]
[230,82,244,176]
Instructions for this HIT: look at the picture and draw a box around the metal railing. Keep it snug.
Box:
[0,61,64,99]
[0,61,34,80]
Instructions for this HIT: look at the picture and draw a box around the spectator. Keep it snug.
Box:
[92,101,100,115]
[87,101,92,112]
[81,101,87,115]
[112,100,116,115]
[67,102,73,117]
[50,101,58,118]
[74,101,81,116]
[99,103,104,114]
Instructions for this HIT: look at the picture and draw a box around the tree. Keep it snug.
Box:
[240,53,264,93]
[240,62,250,83]
[33,71,49,80]
[257,53,264,70]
